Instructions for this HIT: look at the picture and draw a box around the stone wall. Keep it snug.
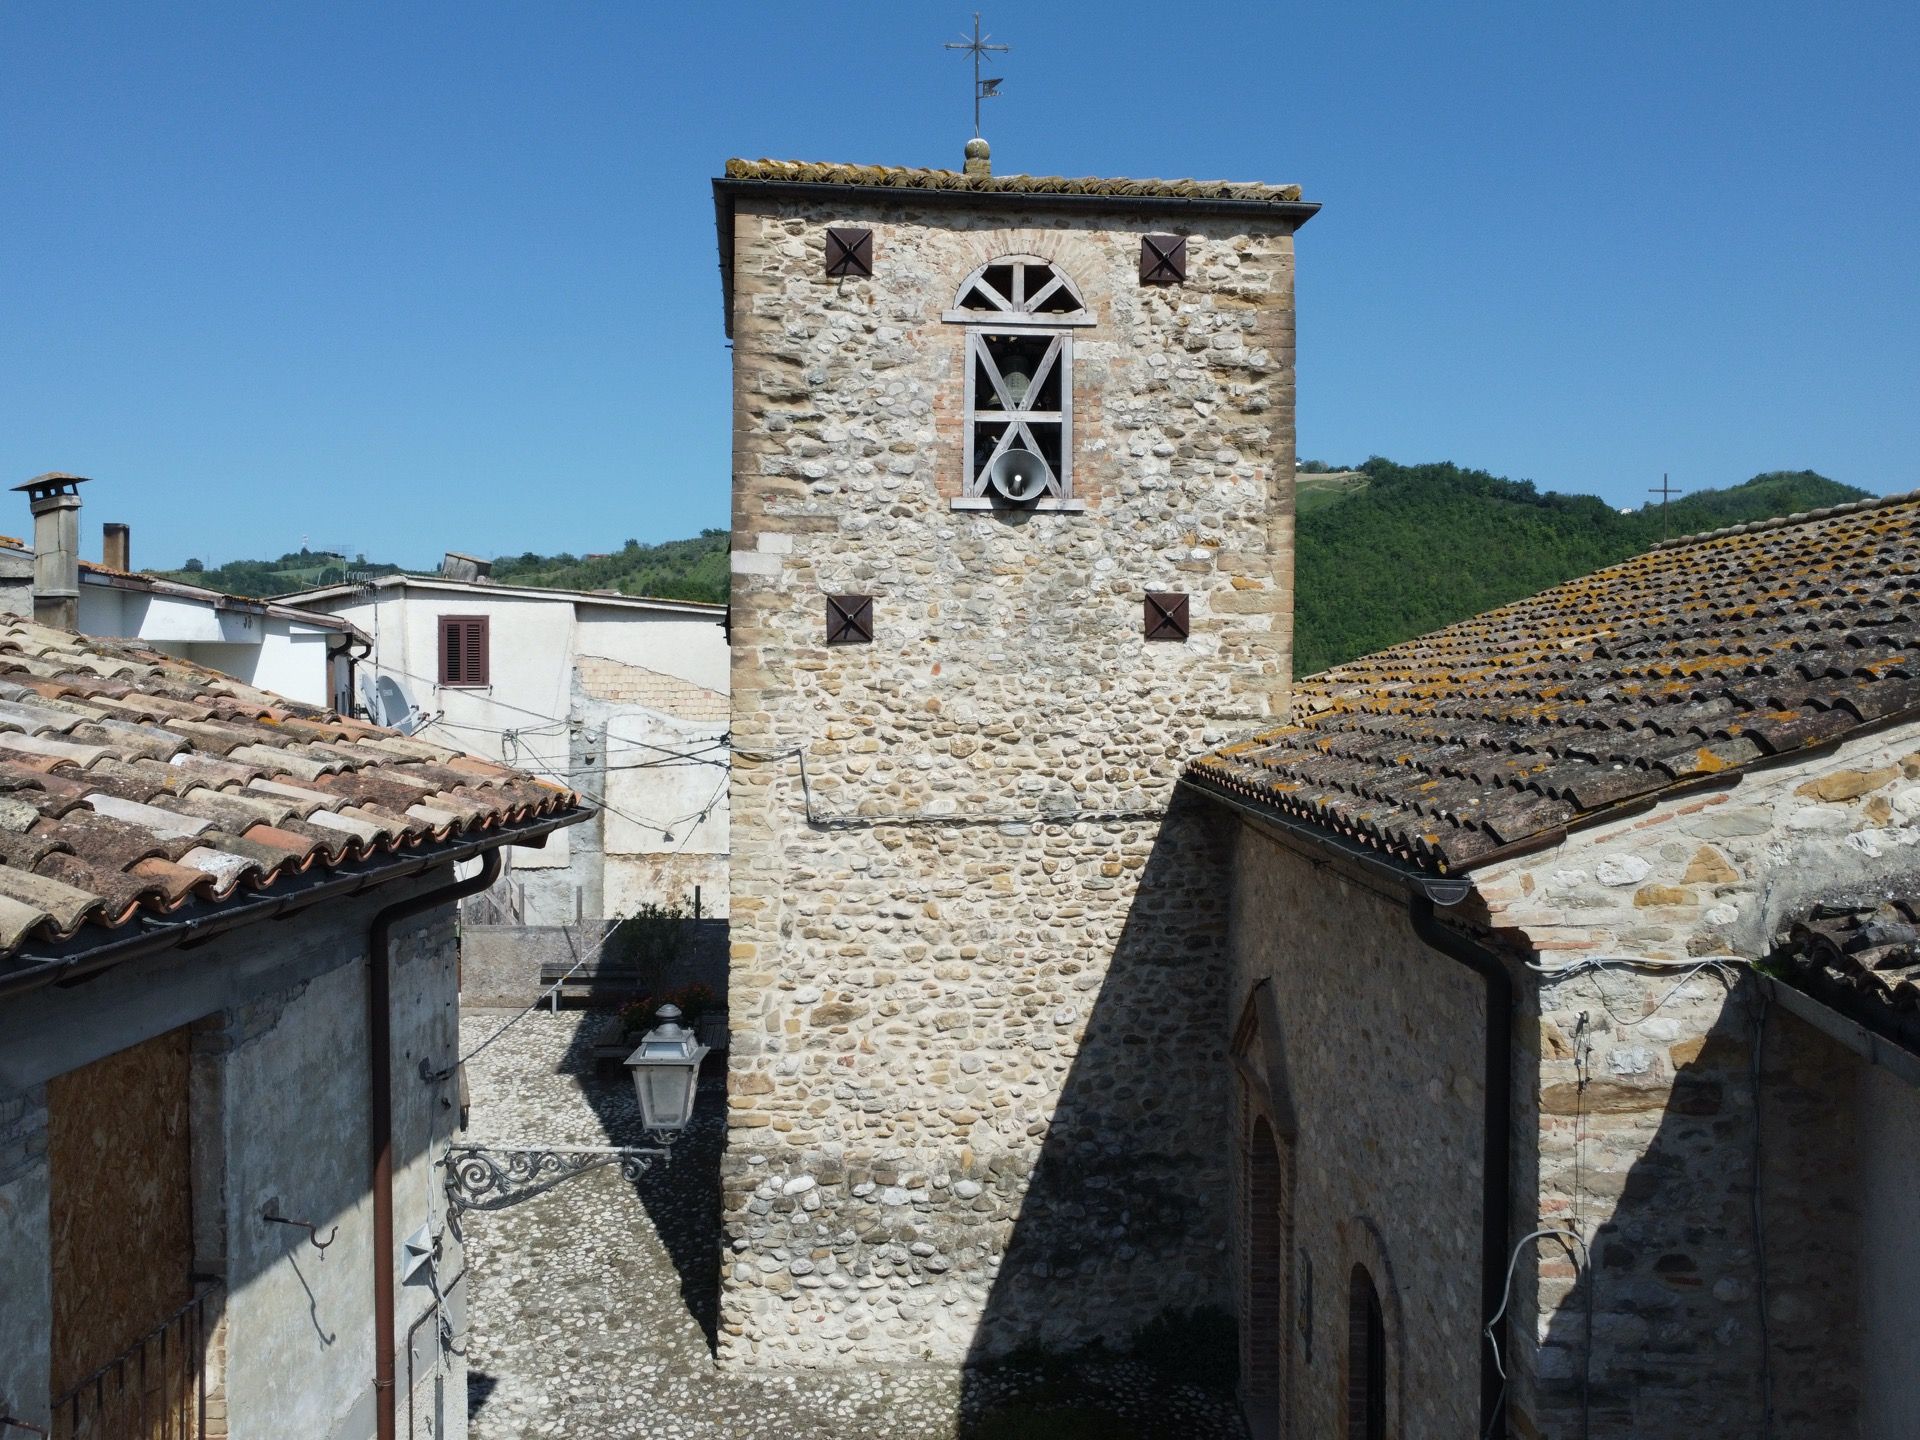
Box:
[1227,822,1486,1437]
[724,189,1301,1366]
[1475,720,1920,1438]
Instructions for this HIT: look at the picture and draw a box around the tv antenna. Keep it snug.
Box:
[945,12,1009,138]
[1649,472,1683,542]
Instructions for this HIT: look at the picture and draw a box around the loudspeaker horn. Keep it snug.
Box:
[986,448,1050,503]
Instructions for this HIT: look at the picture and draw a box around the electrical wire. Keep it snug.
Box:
[1483,1228,1592,1440]
[426,715,731,769]
[733,744,1166,829]
[1532,954,1753,1029]
[507,747,724,840]
[365,655,735,770]
[423,921,625,1083]
[1532,951,1772,1440]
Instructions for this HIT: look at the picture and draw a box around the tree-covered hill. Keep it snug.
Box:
[1292,461,1870,674]
[156,549,403,596]
[147,530,729,605]
[145,465,1874,667]
[490,530,727,604]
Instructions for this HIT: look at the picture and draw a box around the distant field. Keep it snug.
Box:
[1296,469,1369,515]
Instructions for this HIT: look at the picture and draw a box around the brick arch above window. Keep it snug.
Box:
[1337,1216,1405,1440]
[943,254,1096,328]
[1234,979,1300,1142]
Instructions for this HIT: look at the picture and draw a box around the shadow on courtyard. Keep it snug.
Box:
[558,1019,728,1352]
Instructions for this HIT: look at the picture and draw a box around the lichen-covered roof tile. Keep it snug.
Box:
[722,157,1306,204]
[1186,490,1920,872]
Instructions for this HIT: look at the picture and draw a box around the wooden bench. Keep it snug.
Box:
[536,960,647,1012]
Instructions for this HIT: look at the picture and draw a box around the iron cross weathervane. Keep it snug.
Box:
[945,12,1009,138]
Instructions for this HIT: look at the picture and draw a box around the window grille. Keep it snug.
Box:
[945,256,1092,509]
[439,615,490,687]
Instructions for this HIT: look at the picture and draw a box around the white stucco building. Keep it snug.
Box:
[2,477,362,711]
[284,563,730,925]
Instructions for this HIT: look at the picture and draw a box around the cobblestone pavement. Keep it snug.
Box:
[459,1008,1247,1439]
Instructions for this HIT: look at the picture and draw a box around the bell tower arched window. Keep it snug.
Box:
[944,256,1094,511]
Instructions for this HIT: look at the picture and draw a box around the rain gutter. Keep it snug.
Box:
[1180,775,1510,1436]
[369,849,503,1440]
[0,810,584,1003]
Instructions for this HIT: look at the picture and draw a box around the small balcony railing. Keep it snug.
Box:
[50,1286,218,1440]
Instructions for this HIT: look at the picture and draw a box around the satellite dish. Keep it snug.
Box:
[986,448,1050,504]
[362,673,424,735]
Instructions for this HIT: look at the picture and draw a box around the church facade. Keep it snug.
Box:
[713,150,1316,1366]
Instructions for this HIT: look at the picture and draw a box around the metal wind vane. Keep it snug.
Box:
[945,12,1009,138]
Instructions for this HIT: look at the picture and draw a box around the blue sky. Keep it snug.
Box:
[3,1,1914,569]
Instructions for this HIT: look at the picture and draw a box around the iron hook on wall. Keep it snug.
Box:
[262,1200,339,1255]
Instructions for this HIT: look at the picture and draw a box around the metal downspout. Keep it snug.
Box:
[1409,893,1513,1438]
[369,849,501,1440]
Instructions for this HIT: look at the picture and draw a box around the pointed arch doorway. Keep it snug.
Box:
[1245,1114,1286,1439]
[1235,982,1297,1440]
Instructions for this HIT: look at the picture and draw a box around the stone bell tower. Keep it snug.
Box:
[714,145,1315,1367]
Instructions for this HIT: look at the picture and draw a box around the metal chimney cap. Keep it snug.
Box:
[14,472,90,498]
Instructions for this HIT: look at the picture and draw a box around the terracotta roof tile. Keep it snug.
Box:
[1783,886,1920,1039]
[1188,491,1920,873]
[0,616,581,958]
[722,157,1306,205]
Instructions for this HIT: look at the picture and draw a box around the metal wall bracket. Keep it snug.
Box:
[262,1200,339,1253]
[441,1141,676,1215]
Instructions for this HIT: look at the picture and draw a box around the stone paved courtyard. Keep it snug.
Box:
[458,1007,1248,1439]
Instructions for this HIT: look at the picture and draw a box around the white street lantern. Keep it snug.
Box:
[625,1004,710,1133]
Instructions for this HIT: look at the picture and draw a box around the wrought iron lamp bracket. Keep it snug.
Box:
[440,1140,677,1215]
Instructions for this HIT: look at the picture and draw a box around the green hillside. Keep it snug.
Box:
[153,549,403,596]
[491,530,728,604]
[148,530,729,606]
[146,466,1873,671]
[1292,461,1869,675]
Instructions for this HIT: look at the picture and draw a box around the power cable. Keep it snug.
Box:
[423,920,625,1083]
[1530,951,1766,1440]
[733,744,1166,829]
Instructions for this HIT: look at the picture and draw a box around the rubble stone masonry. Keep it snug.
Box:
[722,190,1302,1365]
[1477,721,1920,1438]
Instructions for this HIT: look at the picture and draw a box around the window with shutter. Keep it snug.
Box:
[439,615,490,687]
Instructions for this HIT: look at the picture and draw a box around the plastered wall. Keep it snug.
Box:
[0,882,467,1440]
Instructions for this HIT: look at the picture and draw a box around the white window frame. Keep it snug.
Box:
[945,256,1093,512]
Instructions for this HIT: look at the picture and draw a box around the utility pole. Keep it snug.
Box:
[1649,472,1682,543]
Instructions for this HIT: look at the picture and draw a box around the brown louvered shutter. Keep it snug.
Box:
[439,615,489,686]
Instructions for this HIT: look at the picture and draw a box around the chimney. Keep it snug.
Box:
[12,473,88,631]
[102,522,130,572]
[964,136,991,177]
[440,551,492,583]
